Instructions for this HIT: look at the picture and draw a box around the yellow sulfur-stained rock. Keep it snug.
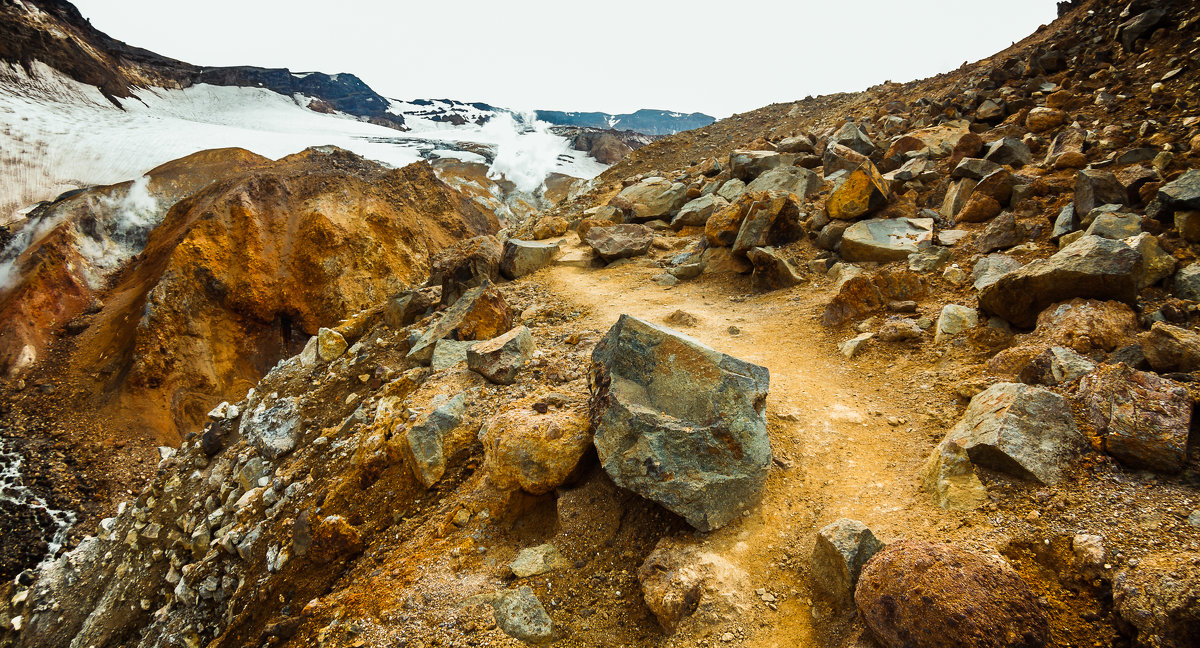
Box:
[826,162,890,220]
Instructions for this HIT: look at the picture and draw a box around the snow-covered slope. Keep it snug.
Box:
[0,62,607,222]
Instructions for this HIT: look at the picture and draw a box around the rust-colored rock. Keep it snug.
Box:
[481,395,592,495]
[705,194,753,247]
[309,515,364,564]
[1078,363,1192,473]
[955,193,1002,223]
[856,540,1050,648]
[431,235,503,306]
[826,162,891,220]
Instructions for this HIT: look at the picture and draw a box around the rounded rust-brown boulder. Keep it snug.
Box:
[955,193,1002,224]
[855,540,1049,648]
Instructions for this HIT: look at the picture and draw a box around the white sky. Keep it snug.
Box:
[72,1,1059,118]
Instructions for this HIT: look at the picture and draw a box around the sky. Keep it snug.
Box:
[72,1,1059,119]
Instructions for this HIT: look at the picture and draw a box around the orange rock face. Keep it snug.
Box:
[8,148,498,442]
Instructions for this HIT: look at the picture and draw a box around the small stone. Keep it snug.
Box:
[317,328,348,362]
[934,305,978,344]
[839,332,875,358]
[492,586,554,644]
[510,544,569,577]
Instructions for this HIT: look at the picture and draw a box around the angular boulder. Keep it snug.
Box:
[856,541,1050,648]
[492,586,553,644]
[401,393,466,488]
[407,285,513,364]
[840,218,934,263]
[612,177,688,221]
[589,315,771,531]
[942,382,1085,484]
[984,137,1033,167]
[747,247,802,291]
[239,393,302,459]
[729,150,797,181]
[431,235,503,306]
[812,519,884,607]
[468,325,534,385]
[1075,169,1127,216]
[1158,169,1200,213]
[584,224,654,262]
[1078,363,1191,473]
[731,193,803,257]
[745,165,820,197]
[826,162,891,220]
[1139,322,1200,373]
[922,440,987,510]
[317,327,348,362]
[972,254,1022,291]
[934,304,978,344]
[978,235,1143,328]
[833,122,877,156]
[671,194,728,229]
[500,239,560,279]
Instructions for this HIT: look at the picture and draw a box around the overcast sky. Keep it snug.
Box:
[73,1,1058,118]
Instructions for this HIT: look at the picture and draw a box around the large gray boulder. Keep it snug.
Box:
[729,150,798,181]
[745,165,820,197]
[613,177,688,220]
[1159,169,1200,213]
[833,122,877,156]
[671,194,728,229]
[589,315,771,531]
[942,382,1086,485]
[468,325,534,385]
[583,224,654,262]
[500,239,560,279]
[978,235,1143,328]
[839,217,934,262]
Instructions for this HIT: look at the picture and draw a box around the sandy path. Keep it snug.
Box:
[534,238,971,646]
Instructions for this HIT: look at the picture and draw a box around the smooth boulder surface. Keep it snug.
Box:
[584,224,654,262]
[481,397,592,495]
[942,382,1085,485]
[500,239,560,279]
[589,315,771,531]
[978,235,1143,328]
[840,218,934,262]
[856,541,1050,648]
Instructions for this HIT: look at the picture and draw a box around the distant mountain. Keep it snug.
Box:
[534,109,715,136]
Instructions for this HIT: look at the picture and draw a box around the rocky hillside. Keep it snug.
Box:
[3,0,1200,647]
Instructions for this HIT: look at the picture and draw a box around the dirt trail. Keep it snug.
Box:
[534,237,981,646]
